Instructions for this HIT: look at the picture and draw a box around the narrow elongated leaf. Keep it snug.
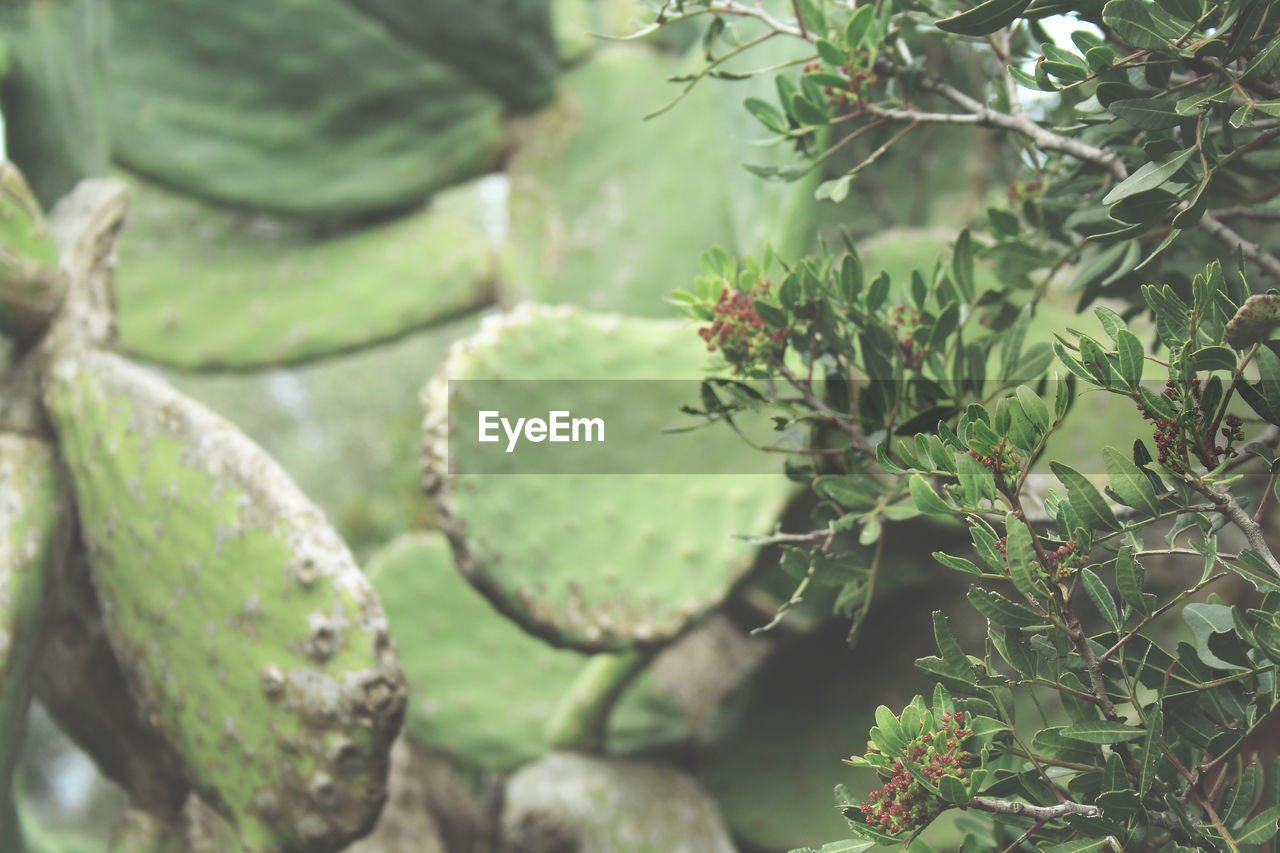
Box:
[1050,462,1121,532]
[1102,148,1197,205]
[934,552,985,576]
[1062,720,1146,743]
[933,611,975,680]
[1140,705,1163,794]
[1005,514,1047,598]
[1115,547,1150,615]
[1116,329,1145,389]
[1081,568,1121,630]
[1110,97,1182,129]
[967,587,1048,627]
[935,0,1032,35]
[1237,803,1280,844]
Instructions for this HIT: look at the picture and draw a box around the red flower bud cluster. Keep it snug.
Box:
[697,282,786,373]
[857,710,974,836]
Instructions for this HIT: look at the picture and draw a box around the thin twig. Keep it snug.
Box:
[968,796,1102,820]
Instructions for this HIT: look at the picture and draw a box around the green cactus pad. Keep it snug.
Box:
[422,304,793,652]
[0,435,60,814]
[114,176,496,370]
[503,44,815,316]
[43,348,408,852]
[340,0,557,109]
[0,0,110,209]
[0,161,63,342]
[365,532,586,770]
[108,0,505,219]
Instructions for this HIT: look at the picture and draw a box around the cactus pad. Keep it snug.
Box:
[114,176,495,370]
[503,46,744,316]
[108,0,505,218]
[340,0,557,109]
[0,161,64,342]
[43,348,407,852]
[365,532,586,770]
[0,434,60,812]
[422,304,792,652]
[0,0,110,209]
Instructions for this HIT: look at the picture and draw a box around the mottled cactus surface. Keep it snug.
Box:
[107,0,507,218]
[0,435,60,812]
[422,304,792,652]
[113,176,495,370]
[43,348,406,850]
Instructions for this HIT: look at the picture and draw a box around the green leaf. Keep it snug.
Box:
[1109,97,1182,129]
[1116,329,1145,389]
[1015,385,1050,432]
[1102,0,1189,51]
[910,474,954,516]
[1183,602,1249,670]
[744,97,789,133]
[967,587,1048,627]
[844,4,876,48]
[1115,547,1150,616]
[1187,345,1238,373]
[1243,33,1280,81]
[1103,446,1160,515]
[790,92,829,126]
[938,774,969,803]
[1102,148,1197,205]
[933,610,976,680]
[1050,462,1121,532]
[952,229,975,302]
[1176,85,1232,115]
[1237,803,1280,844]
[934,552,985,576]
[875,704,906,749]
[1081,567,1121,630]
[1061,720,1147,743]
[1223,761,1261,827]
[1006,514,1047,598]
[935,0,1032,36]
[815,38,847,66]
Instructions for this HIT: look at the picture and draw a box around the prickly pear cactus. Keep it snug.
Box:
[0,0,110,209]
[43,348,407,850]
[421,304,793,652]
[112,175,496,370]
[503,44,815,316]
[0,434,61,815]
[366,532,586,770]
[108,0,507,218]
[341,0,558,109]
[0,161,64,343]
[5,177,410,851]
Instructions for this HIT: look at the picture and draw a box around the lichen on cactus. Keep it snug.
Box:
[23,177,407,851]
[43,348,407,850]
[421,304,793,652]
[0,434,62,817]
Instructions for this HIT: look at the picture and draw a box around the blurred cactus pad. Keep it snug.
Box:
[113,175,498,370]
[422,304,794,652]
[105,0,541,218]
[0,0,110,209]
[504,43,815,316]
